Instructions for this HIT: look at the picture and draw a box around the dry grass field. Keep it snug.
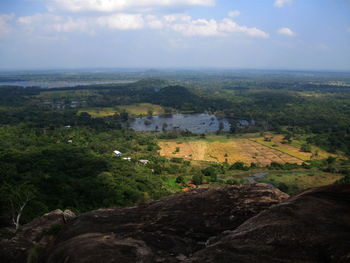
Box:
[78,107,117,118]
[118,103,164,115]
[158,138,305,166]
[251,135,335,161]
[78,103,165,118]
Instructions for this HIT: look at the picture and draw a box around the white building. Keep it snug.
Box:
[113,150,123,157]
[139,159,149,165]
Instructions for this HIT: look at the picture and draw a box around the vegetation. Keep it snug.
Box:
[0,70,349,230]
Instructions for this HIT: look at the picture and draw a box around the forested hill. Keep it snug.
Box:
[1,77,350,154]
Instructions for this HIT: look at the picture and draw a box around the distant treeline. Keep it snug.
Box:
[1,77,350,154]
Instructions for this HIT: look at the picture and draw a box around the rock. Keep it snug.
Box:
[5,184,350,263]
[0,209,75,263]
[46,233,153,263]
[0,237,33,263]
[42,184,287,263]
[188,183,350,263]
[22,209,76,242]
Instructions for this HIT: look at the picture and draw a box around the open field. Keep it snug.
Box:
[158,137,305,166]
[78,107,117,118]
[79,103,165,118]
[257,171,343,194]
[39,90,97,99]
[78,103,165,118]
[118,103,165,116]
[250,135,336,161]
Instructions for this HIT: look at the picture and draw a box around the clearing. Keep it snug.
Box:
[158,135,335,166]
[118,103,165,116]
[257,171,343,194]
[79,103,165,118]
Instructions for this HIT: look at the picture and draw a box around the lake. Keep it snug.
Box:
[0,80,134,88]
[128,113,253,134]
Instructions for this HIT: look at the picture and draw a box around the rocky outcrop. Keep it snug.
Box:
[189,183,350,263]
[42,184,287,263]
[0,209,75,263]
[2,183,349,263]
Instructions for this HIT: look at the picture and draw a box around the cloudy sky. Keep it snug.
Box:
[0,0,349,70]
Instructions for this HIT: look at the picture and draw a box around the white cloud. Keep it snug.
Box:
[220,18,269,38]
[97,14,145,30]
[278,27,296,36]
[18,13,77,33]
[16,12,269,39]
[17,13,145,33]
[18,13,62,26]
[145,15,164,29]
[274,0,293,8]
[165,15,269,38]
[0,14,15,36]
[47,0,215,12]
[228,10,240,18]
[167,15,221,36]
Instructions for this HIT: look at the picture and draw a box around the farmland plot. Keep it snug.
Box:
[158,139,303,165]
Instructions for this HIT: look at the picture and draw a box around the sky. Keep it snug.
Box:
[0,0,349,71]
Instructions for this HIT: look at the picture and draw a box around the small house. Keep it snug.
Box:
[122,157,131,161]
[113,150,123,157]
[139,159,149,165]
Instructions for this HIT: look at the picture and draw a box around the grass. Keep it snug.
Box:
[162,176,185,193]
[118,103,165,116]
[39,90,97,99]
[78,103,165,118]
[158,136,305,166]
[257,171,342,194]
[78,107,117,118]
[250,135,335,161]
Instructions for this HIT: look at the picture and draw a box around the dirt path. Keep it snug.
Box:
[245,172,276,189]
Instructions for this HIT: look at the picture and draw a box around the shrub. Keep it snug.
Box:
[335,175,350,184]
[230,161,246,170]
[209,174,218,182]
[301,143,311,153]
[192,174,204,185]
[201,167,217,177]
[171,157,183,163]
[176,176,185,184]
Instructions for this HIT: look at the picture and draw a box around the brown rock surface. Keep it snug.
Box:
[42,184,287,263]
[4,183,349,263]
[189,183,350,263]
[0,209,75,263]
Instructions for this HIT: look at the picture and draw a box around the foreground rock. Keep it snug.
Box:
[42,184,287,263]
[189,183,350,263]
[4,183,349,263]
[0,209,75,263]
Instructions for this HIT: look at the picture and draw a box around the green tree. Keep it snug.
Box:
[192,174,204,185]
[1,183,37,231]
[201,167,217,177]
[301,143,311,153]
[230,161,246,170]
[176,176,185,184]
[147,108,154,117]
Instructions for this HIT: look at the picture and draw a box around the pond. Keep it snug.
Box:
[128,113,253,134]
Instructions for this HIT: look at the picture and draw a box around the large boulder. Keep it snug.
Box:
[189,183,350,263]
[42,184,287,263]
[0,209,75,263]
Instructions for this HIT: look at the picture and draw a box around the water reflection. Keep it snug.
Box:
[129,113,252,133]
